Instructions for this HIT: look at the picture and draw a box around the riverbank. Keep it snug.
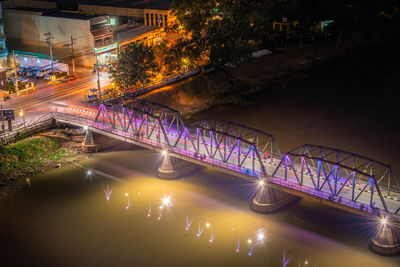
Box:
[137,40,334,115]
[139,41,388,117]
[0,128,86,184]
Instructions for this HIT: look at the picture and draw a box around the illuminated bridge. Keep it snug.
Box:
[9,99,400,221]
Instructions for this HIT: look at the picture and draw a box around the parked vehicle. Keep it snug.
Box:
[36,69,51,78]
[44,73,54,80]
[26,68,39,77]
[18,68,27,76]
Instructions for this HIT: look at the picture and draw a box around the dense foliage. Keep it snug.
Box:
[172,0,400,65]
[0,137,70,177]
[110,39,207,88]
[109,43,158,89]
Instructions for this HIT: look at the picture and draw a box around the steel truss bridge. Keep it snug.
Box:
[21,99,400,218]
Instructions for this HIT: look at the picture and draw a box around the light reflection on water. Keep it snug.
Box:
[1,150,399,267]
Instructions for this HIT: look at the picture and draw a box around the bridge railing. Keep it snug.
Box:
[1,112,55,144]
[7,110,400,218]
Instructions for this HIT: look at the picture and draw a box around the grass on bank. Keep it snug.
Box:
[0,136,73,178]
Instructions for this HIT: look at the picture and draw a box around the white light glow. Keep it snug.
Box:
[162,196,171,206]
[87,170,92,176]
[257,233,265,241]
[125,192,129,197]
[84,125,89,131]
[206,222,210,228]
[162,150,167,155]
[247,239,252,244]
[381,218,387,225]
[258,179,264,186]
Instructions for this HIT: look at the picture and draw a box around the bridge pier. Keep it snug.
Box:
[158,150,202,179]
[371,218,400,255]
[81,127,97,153]
[252,181,299,213]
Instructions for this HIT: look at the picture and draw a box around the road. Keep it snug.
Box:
[1,71,111,127]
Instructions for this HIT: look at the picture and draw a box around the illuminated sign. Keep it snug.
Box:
[94,43,118,54]
[1,110,15,121]
[109,18,116,26]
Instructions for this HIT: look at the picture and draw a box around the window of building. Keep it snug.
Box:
[164,15,168,26]
[159,14,163,26]
[155,14,159,26]
[150,14,154,26]
[95,39,103,48]
[145,13,149,25]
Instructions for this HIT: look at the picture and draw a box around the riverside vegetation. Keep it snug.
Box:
[0,128,85,181]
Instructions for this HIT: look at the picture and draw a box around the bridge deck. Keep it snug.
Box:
[48,110,400,219]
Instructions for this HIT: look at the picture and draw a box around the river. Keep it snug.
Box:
[1,47,400,266]
[0,148,398,266]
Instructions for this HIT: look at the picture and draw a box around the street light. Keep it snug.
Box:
[381,217,387,225]
[19,108,26,129]
[258,179,265,187]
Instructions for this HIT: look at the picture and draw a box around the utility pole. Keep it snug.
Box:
[95,53,102,102]
[12,50,20,94]
[1,105,5,143]
[44,32,55,73]
[70,35,76,75]
[117,32,121,54]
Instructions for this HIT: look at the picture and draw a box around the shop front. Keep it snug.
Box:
[94,43,119,66]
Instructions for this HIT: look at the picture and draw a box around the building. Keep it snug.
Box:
[3,0,177,67]
[3,7,104,67]
[95,24,165,65]
[0,0,7,68]
[5,0,175,25]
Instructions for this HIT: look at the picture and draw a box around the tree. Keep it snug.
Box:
[153,38,208,76]
[172,0,271,66]
[109,43,158,89]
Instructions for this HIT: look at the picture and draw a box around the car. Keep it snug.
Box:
[26,68,39,77]
[2,95,10,101]
[18,68,27,76]
[63,75,78,82]
[44,73,54,80]
[36,69,51,78]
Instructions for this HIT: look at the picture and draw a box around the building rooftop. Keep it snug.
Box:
[20,0,172,10]
[6,7,56,13]
[114,24,158,42]
[43,11,99,20]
